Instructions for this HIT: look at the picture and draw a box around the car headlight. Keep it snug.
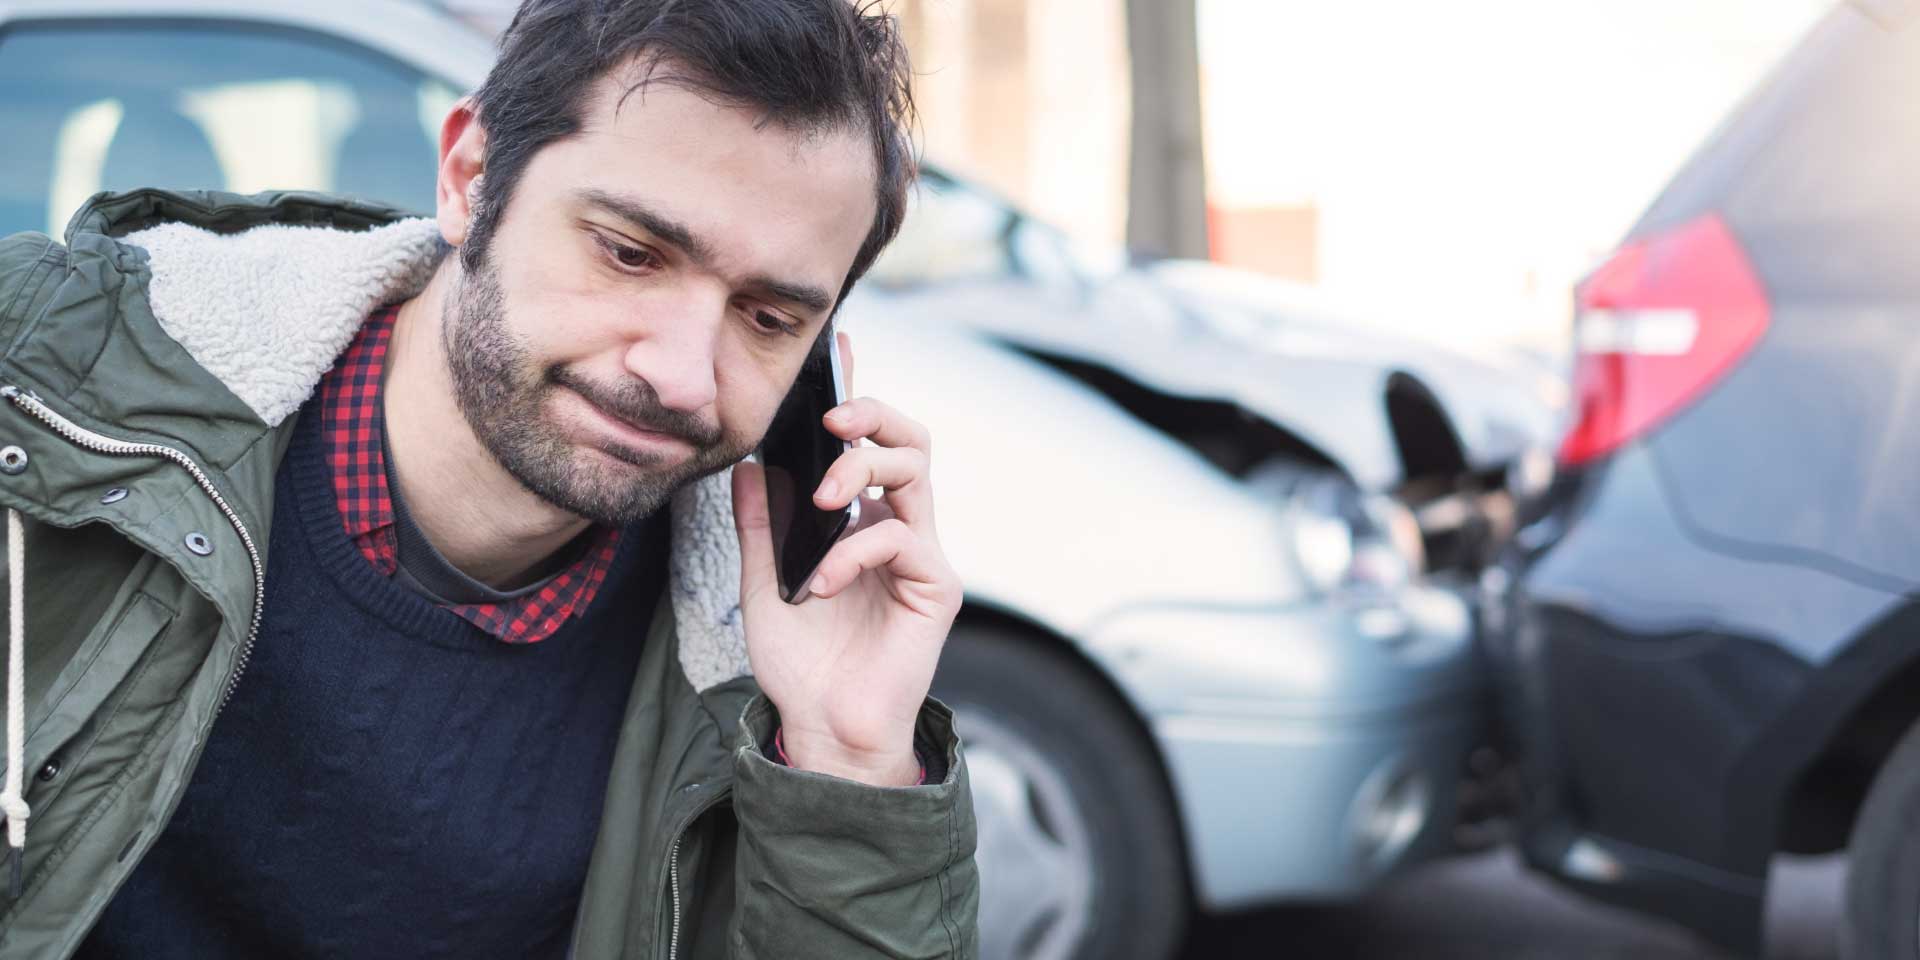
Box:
[1288,508,1354,594]
[1281,476,1425,596]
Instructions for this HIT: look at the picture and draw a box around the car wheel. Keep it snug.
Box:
[933,622,1188,960]
[1844,715,1920,959]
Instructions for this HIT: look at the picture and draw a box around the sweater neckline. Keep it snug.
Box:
[283,400,655,650]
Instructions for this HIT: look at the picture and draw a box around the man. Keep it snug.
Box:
[0,0,978,956]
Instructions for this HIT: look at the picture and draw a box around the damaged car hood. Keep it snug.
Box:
[883,260,1567,491]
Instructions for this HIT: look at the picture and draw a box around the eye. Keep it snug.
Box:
[593,233,660,272]
[753,310,801,337]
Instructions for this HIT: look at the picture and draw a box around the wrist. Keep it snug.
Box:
[775,727,920,787]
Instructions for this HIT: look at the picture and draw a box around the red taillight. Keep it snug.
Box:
[1557,214,1771,467]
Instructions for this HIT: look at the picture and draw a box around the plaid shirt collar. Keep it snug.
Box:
[319,304,621,644]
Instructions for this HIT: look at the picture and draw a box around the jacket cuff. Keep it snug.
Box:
[767,726,937,786]
[737,694,960,790]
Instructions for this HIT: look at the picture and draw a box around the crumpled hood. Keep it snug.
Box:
[889,255,1565,490]
[1138,260,1569,479]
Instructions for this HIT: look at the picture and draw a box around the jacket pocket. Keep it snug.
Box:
[19,590,175,812]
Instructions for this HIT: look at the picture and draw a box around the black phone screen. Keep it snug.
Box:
[758,332,854,603]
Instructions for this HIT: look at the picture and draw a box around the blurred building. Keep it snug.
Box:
[895,0,1132,256]
[1208,203,1318,282]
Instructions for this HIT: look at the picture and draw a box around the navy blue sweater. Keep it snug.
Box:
[78,402,669,959]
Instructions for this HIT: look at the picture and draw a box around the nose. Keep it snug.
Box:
[622,291,721,416]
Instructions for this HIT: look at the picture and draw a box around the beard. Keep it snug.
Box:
[441,245,754,526]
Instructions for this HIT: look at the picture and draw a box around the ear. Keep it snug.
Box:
[434,96,487,249]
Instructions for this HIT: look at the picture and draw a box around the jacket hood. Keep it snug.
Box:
[92,189,751,693]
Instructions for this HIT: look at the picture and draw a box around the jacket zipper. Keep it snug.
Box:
[668,837,684,960]
[1,385,265,709]
[660,790,729,960]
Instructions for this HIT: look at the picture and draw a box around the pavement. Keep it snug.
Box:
[1178,849,1846,959]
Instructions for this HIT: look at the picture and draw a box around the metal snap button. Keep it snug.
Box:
[35,758,58,783]
[0,446,26,475]
[184,532,214,556]
[101,487,129,505]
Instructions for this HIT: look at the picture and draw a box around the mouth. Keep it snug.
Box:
[560,386,691,459]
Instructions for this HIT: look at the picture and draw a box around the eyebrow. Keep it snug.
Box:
[576,188,837,315]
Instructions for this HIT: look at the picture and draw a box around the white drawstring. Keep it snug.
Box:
[2,508,28,897]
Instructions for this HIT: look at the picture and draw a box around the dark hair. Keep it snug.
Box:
[466,0,917,307]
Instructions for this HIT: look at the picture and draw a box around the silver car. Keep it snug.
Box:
[0,4,1563,958]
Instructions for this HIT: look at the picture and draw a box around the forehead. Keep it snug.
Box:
[519,67,878,299]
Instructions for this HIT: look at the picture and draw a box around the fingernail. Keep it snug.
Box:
[810,575,828,596]
[815,479,840,503]
[825,407,847,423]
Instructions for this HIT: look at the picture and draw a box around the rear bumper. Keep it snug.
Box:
[1476,446,1825,955]
[1485,563,1767,951]
[1083,582,1487,909]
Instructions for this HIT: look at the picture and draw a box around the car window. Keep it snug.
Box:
[869,170,1121,299]
[0,21,460,237]
[866,172,1016,289]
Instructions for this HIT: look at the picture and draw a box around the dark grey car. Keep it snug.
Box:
[1485,1,1920,955]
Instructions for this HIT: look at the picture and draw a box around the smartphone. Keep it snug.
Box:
[758,327,860,604]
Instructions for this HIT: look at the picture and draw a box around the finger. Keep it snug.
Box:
[822,397,930,456]
[808,518,955,606]
[837,330,855,395]
[848,493,895,535]
[813,445,931,524]
[729,460,779,603]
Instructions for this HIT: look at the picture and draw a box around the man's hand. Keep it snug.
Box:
[730,331,962,787]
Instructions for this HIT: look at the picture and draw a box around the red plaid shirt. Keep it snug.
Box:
[320,305,621,644]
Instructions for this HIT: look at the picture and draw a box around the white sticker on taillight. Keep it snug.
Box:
[1577,308,1700,356]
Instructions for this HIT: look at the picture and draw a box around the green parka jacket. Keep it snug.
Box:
[0,189,979,959]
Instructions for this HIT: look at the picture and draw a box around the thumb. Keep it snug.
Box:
[730,460,778,601]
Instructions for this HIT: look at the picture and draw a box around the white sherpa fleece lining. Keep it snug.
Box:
[125,218,751,692]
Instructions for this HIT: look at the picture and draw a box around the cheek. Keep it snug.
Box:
[490,276,631,370]
[486,217,621,351]
[714,350,799,441]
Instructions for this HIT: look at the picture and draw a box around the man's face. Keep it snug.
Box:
[444,70,877,525]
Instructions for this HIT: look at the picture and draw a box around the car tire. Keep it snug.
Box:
[934,622,1188,960]
[1844,714,1920,959]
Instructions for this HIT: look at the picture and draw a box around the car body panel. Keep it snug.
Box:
[1486,442,1907,950]
[1084,588,1482,907]
[1650,287,1920,593]
[839,296,1310,627]
[1155,699,1479,906]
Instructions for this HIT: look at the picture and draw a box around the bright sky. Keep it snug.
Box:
[1197,0,1834,349]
